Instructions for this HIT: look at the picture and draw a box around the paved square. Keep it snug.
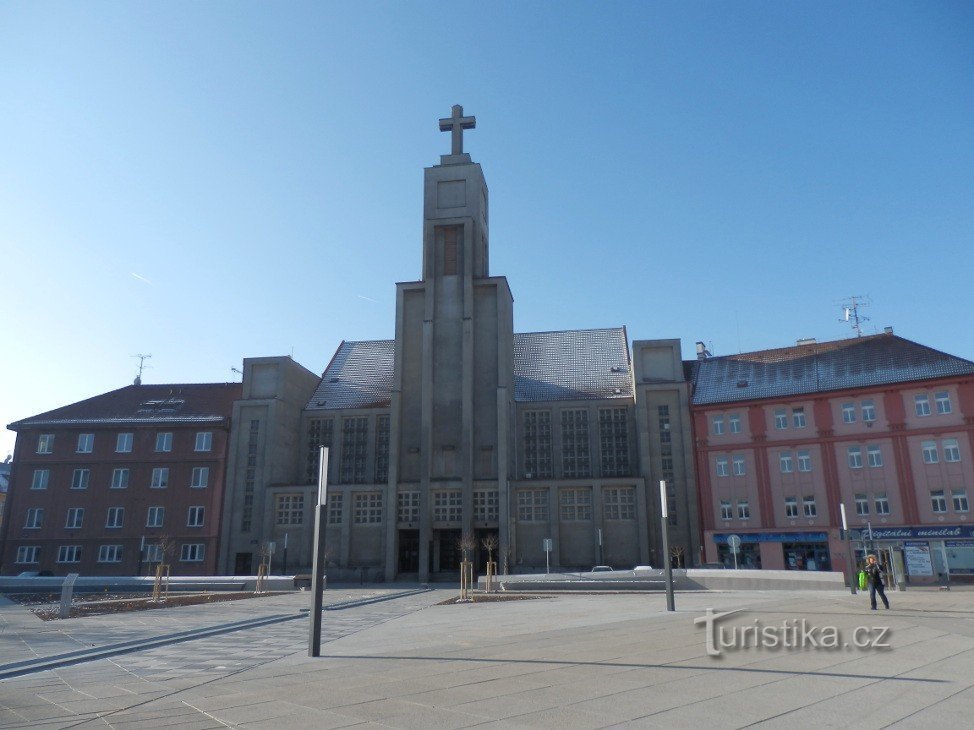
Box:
[1,587,973,727]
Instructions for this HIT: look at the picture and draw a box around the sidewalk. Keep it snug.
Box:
[1,587,973,728]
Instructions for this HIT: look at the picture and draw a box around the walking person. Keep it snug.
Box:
[865,554,890,610]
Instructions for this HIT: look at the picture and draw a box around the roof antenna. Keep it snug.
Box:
[838,296,870,338]
[132,353,152,385]
[231,366,243,381]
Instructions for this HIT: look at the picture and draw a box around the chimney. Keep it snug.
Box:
[796,338,817,346]
[695,341,710,360]
[883,326,894,334]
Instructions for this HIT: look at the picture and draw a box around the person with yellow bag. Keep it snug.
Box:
[864,554,891,610]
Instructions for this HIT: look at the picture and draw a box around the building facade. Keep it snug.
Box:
[224,108,700,581]
[1,383,240,576]
[691,333,974,583]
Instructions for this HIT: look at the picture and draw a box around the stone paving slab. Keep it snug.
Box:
[1,587,974,727]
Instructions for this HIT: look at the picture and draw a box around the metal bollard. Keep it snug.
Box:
[59,573,79,619]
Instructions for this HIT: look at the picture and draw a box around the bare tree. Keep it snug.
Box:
[481,534,498,565]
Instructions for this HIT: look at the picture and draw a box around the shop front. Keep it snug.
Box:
[712,531,831,571]
[860,526,974,585]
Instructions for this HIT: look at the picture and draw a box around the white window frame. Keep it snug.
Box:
[76,433,94,453]
[802,495,817,518]
[144,544,163,562]
[861,399,876,422]
[784,497,798,518]
[146,506,165,528]
[150,467,169,488]
[847,447,863,469]
[719,500,732,520]
[25,508,43,529]
[854,493,869,516]
[943,439,961,463]
[792,407,806,428]
[952,489,969,513]
[57,545,82,564]
[797,450,812,473]
[779,452,793,474]
[31,469,50,490]
[712,416,725,435]
[180,543,205,562]
[65,507,84,529]
[37,434,54,454]
[116,432,133,453]
[106,507,124,528]
[187,506,205,527]
[922,441,939,464]
[715,457,729,477]
[774,408,787,429]
[16,545,41,564]
[935,391,952,415]
[71,468,90,490]
[737,500,750,520]
[194,431,213,452]
[97,545,123,563]
[931,490,947,513]
[111,468,130,489]
[155,432,173,452]
[841,403,856,424]
[874,492,891,515]
[915,394,931,417]
[867,445,883,468]
[190,466,209,488]
[729,414,742,433]
[732,455,746,476]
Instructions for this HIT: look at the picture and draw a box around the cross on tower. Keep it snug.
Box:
[439,104,476,156]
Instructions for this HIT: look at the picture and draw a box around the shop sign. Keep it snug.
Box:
[713,532,827,544]
[869,526,974,540]
[903,541,934,576]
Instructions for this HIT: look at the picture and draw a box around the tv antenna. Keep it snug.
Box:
[231,366,243,380]
[838,296,870,338]
[132,353,152,385]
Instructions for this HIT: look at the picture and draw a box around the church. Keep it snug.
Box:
[218,107,699,581]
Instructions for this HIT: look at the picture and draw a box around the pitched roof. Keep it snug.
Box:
[514,328,632,402]
[8,383,242,429]
[690,334,974,406]
[305,327,634,410]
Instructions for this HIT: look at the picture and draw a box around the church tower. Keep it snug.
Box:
[385,106,515,581]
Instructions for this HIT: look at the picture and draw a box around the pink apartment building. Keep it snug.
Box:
[690,331,974,583]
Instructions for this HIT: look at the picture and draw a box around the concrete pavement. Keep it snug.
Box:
[1,585,973,728]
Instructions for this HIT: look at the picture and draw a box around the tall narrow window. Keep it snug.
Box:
[874,492,890,515]
[779,452,793,473]
[524,410,553,479]
[76,433,94,453]
[943,439,961,463]
[195,432,213,452]
[374,414,391,483]
[921,441,939,464]
[599,407,630,477]
[340,416,369,484]
[785,497,798,518]
[155,432,173,452]
[732,455,746,476]
[561,409,591,478]
[31,469,50,490]
[867,445,883,468]
[935,391,952,415]
[737,500,750,519]
[803,495,818,517]
[952,489,969,512]
[116,432,133,452]
[797,450,812,472]
[715,457,729,477]
[719,500,732,520]
[712,416,725,435]
[855,493,869,516]
[728,413,742,433]
[841,403,856,424]
[441,225,459,275]
[931,490,947,513]
[861,399,876,422]
[915,394,931,417]
[774,409,787,429]
[792,407,807,428]
[847,447,863,469]
[37,434,54,454]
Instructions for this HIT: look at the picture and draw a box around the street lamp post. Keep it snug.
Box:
[309,447,329,657]
[840,503,856,595]
[659,480,675,612]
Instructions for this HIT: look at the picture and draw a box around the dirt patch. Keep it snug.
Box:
[437,593,550,605]
[8,591,285,620]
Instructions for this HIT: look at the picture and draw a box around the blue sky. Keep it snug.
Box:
[2,2,972,458]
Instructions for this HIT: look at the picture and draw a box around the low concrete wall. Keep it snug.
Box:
[0,575,299,595]
[481,568,846,592]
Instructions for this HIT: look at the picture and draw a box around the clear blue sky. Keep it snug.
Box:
[2,2,972,458]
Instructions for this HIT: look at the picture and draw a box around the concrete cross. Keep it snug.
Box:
[439,104,476,155]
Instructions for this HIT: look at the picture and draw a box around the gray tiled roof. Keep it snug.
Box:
[306,327,634,410]
[691,334,974,405]
[514,328,632,402]
[306,340,396,411]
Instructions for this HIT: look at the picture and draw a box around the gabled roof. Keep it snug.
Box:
[8,383,242,429]
[514,328,632,402]
[306,340,396,411]
[690,333,974,406]
[305,327,634,411]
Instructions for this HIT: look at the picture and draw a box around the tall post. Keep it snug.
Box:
[840,503,856,595]
[309,447,329,657]
[283,532,289,575]
[137,535,145,577]
[659,480,675,612]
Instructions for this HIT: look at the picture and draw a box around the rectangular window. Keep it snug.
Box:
[729,413,742,433]
[866,445,883,468]
[785,497,799,518]
[31,469,49,490]
[780,452,794,473]
[524,410,553,479]
[561,409,591,478]
[943,439,961,463]
[774,408,787,429]
[874,492,891,515]
[855,493,869,516]
[797,450,812,472]
[473,490,499,522]
[397,491,419,523]
[715,457,729,477]
[180,544,205,562]
[106,507,124,528]
[353,492,383,524]
[720,500,732,520]
[146,506,165,528]
[340,416,369,484]
[604,487,636,520]
[16,546,40,564]
[841,403,856,424]
[155,432,173,452]
[952,489,969,512]
[25,508,43,529]
[76,433,94,453]
[931,490,947,513]
[191,466,209,488]
[792,407,806,428]
[861,399,876,422]
[433,490,463,522]
[712,416,725,435]
[71,468,90,490]
[328,493,344,525]
[116,432,133,453]
[599,407,630,477]
[276,494,304,525]
[65,507,84,529]
[517,489,548,522]
[306,418,333,485]
[922,441,939,464]
[732,455,746,476]
[144,544,163,562]
[560,488,593,521]
[803,495,817,518]
[98,545,122,563]
[57,545,82,564]
[935,391,952,415]
[374,414,391,483]
[195,431,213,452]
[847,447,863,469]
[737,500,750,520]
[37,434,54,454]
[111,468,130,489]
[187,506,205,527]
[150,467,169,488]
[915,394,931,417]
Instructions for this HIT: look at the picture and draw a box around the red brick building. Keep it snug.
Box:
[690,332,974,583]
[1,383,240,576]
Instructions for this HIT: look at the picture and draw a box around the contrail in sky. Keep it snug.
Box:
[131,273,153,285]
[356,294,378,303]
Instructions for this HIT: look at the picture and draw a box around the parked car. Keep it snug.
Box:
[590,565,614,572]
[17,570,53,577]
[633,565,654,571]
